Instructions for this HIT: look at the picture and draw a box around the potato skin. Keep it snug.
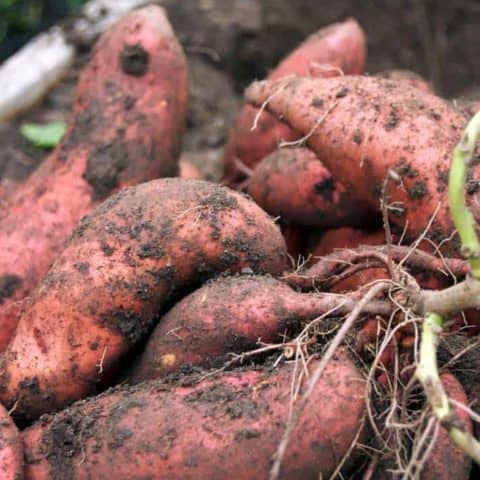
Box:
[420,372,472,480]
[0,5,188,351]
[223,18,366,185]
[309,228,387,292]
[23,351,366,480]
[0,179,288,422]
[247,147,373,227]
[128,274,367,382]
[245,75,468,253]
[377,70,434,93]
[0,403,23,480]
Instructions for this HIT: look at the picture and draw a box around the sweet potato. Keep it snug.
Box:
[309,228,386,258]
[377,70,434,93]
[419,372,472,480]
[0,403,22,480]
[0,178,288,422]
[246,147,374,227]
[23,351,366,479]
[128,274,389,382]
[0,5,188,351]
[245,75,468,253]
[309,228,387,292]
[223,18,366,185]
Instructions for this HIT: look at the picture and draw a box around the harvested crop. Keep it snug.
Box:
[223,18,366,185]
[377,69,434,93]
[246,147,374,227]
[419,372,472,480]
[0,178,288,422]
[23,351,366,479]
[128,274,390,382]
[245,75,468,252]
[0,5,189,351]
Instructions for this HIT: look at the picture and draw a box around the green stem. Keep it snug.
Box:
[415,313,480,465]
[448,111,480,278]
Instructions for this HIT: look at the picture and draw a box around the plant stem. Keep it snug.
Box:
[448,111,480,278]
[415,313,480,465]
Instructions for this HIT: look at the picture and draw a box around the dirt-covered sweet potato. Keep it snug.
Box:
[128,274,390,382]
[246,147,374,227]
[0,5,188,351]
[419,372,472,480]
[23,351,366,480]
[223,18,366,185]
[0,403,22,480]
[0,179,288,422]
[245,75,468,253]
[377,70,434,93]
[308,228,387,291]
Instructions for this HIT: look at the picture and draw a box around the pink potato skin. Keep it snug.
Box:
[245,75,468,253]
[247,147,374,227]
[128,274,386,382]
[0,403,23,480]
[23,351,366,480]
[0,179,288,422]
[420,372,472,480]
[0,5,189,351]
[377,70,434,94]
[223,18,366,185]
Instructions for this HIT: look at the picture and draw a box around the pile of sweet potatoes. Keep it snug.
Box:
[0,5,479,480]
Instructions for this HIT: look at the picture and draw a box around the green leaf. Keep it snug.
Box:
[20,121,66,149]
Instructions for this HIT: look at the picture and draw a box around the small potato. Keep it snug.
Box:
[0,5,189,351]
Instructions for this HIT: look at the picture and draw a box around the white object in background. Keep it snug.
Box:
[0,0,157,122]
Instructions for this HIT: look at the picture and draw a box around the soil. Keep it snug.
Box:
[1,0,479,184]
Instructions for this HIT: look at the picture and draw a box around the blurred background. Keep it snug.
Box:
[0,0,86,60]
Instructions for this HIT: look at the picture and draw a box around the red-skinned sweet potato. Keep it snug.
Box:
[23,351,366,480]
[245,75,468,253]
[304,227,449,292]
[377,70,434,93]
[0,178,288,422]
[0,403,22,480]
[128,274,390,382]
[223,18,366,185]
[246,147,374,228]
[309,228,387,292]
[419,372,472,480]
[0,5,189,351]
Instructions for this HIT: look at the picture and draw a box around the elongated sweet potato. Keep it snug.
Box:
[419,372,472,480]
[128,274,390,382]
[0,5,188,351]
[0,403,22,480]
[223,18,366,185]
[245,75,468,253]
[23,351,366,480]
[0,178,288,422]
[246,147,374,227]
